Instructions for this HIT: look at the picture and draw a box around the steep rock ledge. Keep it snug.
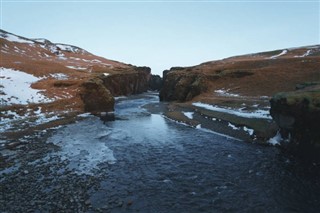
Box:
[80,66,152,113]
[159,68,208,102]
[270,84,320,159]
[149,74,163,91]
[100,66,151,96]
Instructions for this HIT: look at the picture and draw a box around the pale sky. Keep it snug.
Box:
[1,0,319,75]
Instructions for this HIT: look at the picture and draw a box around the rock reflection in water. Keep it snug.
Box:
[100,112,115,123]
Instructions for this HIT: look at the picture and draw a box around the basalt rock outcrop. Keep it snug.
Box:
[270,83,320,159]
[80,78,115,114]
[100,66,151,96]
[148,74,163,91]
[80,66,152,113]
[159,68,208,102]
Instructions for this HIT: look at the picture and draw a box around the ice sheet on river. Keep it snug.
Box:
[47,118,116,175]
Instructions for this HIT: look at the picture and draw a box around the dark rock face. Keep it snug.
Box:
[148,75,163,91]
[79,66,151,113]
[270,84,320,160]
[101,66,151,96]
[159,69,208,102]
[80,78,115,113]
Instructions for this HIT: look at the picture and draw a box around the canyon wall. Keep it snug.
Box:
[80,66,152,113]
[270,83,320,160]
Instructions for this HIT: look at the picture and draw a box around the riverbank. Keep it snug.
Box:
[1,92,320,212]
[143,97,278,144]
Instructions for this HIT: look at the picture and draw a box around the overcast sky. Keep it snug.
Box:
[1,0,319,75]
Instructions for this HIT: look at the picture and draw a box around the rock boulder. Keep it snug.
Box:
[80,78,114,114]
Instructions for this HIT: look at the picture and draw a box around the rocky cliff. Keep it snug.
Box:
[160,46,320,102]
[270,83,320,159]
[1,29,152,115]
[148,74,163,91]
[159,68,207,101]
[100,66,151,96]
[158,45,320,146]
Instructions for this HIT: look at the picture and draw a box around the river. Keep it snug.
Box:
[1,92,320,212]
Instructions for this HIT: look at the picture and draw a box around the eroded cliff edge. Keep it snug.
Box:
[80,66,152,113]
[270,83,320,160]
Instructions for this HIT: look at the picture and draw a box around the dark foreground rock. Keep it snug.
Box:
[80,78,115,113]
[270,83,320,160]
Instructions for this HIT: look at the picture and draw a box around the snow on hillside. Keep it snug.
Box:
[56,44,84,54]
[269,50,288,59]
[192,102,271,119]
[0,67,53,105]
[0,31,34,44]
[295,50,312,58]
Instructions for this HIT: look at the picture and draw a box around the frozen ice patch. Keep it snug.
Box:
[47,117,116,175]
[192,102,271,119]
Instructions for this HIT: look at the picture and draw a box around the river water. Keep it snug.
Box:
[2,92,320,212]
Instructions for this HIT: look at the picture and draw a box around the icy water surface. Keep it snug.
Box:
[1,92,320,212]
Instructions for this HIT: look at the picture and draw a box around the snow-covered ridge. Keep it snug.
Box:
[192,102,271,119]
[56,43,85,54]
[1,30,85,54]
[0,30,34,44]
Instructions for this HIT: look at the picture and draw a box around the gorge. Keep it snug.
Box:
[1,30,320,212]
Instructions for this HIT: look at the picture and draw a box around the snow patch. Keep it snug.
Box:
[243,126,254,136]
[0,67,53,105]
[183,111,194,119]
[269,50,288,59]
[228,123,240,130]
[268,131,282,145]
[103,73,109,76]
[49,73,68,80]
[215,89,240,97]
[0,32,34,44]
[192,102,271,119]
[66,66,87,70]
[66,65,87,70]
[0,109,61,133]
[294,50,312,58]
